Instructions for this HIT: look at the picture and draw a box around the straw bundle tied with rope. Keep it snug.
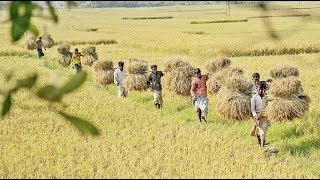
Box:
[42,34,55,48]
[208,66,244,94]
[25,35,37,50]
[82,46,98,66]
[92,60,114,85]
[206,57,231,74]
[57,43,72,67]
[268,77,302,98]
[124,58,148,91]
[163,59,196,96]
[216,87,251,121]
[270,65,299,79]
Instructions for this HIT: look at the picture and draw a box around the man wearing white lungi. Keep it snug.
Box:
[147,65,164,109]
[190,68,209,123]
[251,82,271,147]
[114,61,127,98]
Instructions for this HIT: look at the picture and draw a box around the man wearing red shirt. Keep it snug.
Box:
[190,68,209,122]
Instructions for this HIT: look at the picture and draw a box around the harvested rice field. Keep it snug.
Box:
[0,2,319,178]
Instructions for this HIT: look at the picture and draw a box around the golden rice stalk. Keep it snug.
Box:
[82,46,98,60]
[25,35,37,50]
[162,72,175,91]
[82,55,98,66]
[58,53,72,67]
[207,78,220,94]
[127,58,148,74]
[95,70,114,85]
[224,76,252,94]
[164,58,194,72]
[57,43,71,55]
[206,57,231,73]
[270,65,299,79]
[266,96,309,121]
[124,74,148,91]
[92,60,114,71]
[268,77,302,97]
[42,34,55,48]
[216,87,251,121]
[170,71,193,96]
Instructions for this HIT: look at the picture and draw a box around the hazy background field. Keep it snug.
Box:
[0,1,319,178]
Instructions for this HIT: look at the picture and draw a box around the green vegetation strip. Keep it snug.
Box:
[54,39,117,46]
[191,19,248,24]
[224,46,320,57]
[0,51,35,57]
[122,16,173,20]
[247,13,310,19]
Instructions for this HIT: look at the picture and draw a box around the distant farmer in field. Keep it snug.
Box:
[36,37,45,59]
[190,68,209,123]
[250,82,271,147]
[251,73,260,97]
[71,48,84,74]
[147,65,164,109]
[114,61,127,98]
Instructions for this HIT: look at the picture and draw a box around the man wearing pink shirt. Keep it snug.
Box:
[190,68,209,123]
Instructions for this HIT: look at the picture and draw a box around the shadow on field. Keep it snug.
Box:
[278,127,302,139]
[282,138,320,156]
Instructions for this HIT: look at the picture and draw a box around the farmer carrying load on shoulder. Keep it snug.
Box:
[114,61,127,98]
[190,68,209,123]
[36,37,46,59]
[250,81,271,147]
[147,64,164,109]
[72,48,84,74]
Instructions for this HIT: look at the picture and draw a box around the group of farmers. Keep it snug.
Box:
[35,36,272,148]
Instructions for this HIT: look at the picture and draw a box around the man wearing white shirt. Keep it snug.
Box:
[114,61,127,98]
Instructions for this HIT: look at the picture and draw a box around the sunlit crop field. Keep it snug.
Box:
[0,2,319,178]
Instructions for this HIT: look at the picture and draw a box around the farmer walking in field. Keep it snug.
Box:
[147,65,164,109]
[190,68,209,123]
[114,61,127,98]
[35,37,46,59]
[250,82,271,147]
[71,48,84,74]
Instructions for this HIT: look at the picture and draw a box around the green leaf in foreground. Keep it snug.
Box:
[1,94,12,118]
[10,1,33,42]
[36,85,62,102]
[46,1,58,23]
[59,111,100,136]
[60,71,87,94]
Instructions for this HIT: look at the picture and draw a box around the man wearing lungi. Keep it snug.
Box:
[190,68,209,123]
[147,65,164,109]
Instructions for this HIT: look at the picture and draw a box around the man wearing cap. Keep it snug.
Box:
[250,81,271,147]
[147,64,164,109]
[190,68,209,122]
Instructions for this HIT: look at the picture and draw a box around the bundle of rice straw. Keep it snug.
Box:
[208,66,244,94]
[57,43,72,67]
[124,58,148,91]
[268,77,302,98]
[206,57,231,74]
[270,65,299,79]
[216,87,251,121]
[92,60,114,85]
[267,68,310,121]
[25,35,37,50]
[224,76,252,95]
[42,34,55,48]
[265,96,309,121]
[82,46,98,66]
[162,58,196,96]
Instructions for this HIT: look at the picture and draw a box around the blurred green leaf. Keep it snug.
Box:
[28,22,39,37]
[67,1,78,8]
[46,1,58,23]
[10,1,34,42]
[36,85,62,102]
[16,74,37,89]
[59,111,100,136]
[60,71,87,94]
[1,94,12,118]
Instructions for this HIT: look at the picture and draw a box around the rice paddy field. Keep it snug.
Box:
[0,2,320,178]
